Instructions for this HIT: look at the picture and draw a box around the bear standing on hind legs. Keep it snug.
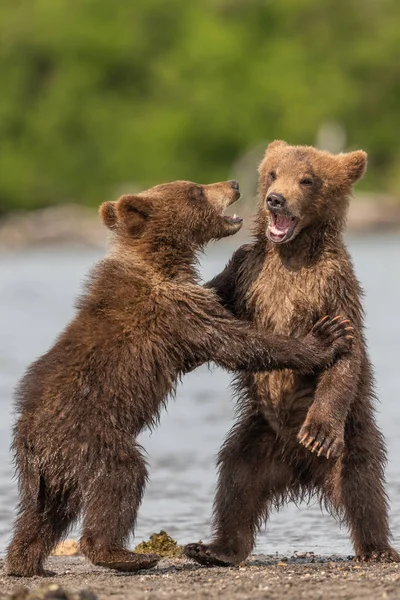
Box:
[184,141,400,566]
[6,179,351,578]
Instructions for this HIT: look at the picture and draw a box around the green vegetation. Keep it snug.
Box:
[134,531,182,558]
[1,0,400,212]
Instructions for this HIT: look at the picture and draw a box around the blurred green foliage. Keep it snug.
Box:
[1,0,400,211]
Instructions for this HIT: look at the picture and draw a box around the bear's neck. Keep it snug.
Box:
[265,221,345,269]
[113,238,200,282]
[149,242,200,281]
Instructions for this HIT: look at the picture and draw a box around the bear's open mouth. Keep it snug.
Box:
[222,191,243,226]
[223,213,243,225]
[267,211,298,243]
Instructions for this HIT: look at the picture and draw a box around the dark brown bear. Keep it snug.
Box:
[5,179,351,578]
[184,142,399,566]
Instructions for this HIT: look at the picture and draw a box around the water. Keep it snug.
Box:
[1,234,400,557]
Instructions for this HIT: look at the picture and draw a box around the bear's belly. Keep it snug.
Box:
[253,371,316,433]
[246,261,325,433]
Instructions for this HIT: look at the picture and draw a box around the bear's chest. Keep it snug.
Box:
[246,260,327,335]
[244,257,330,429]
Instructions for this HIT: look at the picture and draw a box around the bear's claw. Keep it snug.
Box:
[312,315,354,340]
[183,543,234,567]
[308,315,354,367]
[355,548,400,563]
[298,417,344,459]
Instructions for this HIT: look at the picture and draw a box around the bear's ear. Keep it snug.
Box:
[99,201,117,229]
[116,194,152,235]
[340,150,368,183]
[259,140,288,172]
[264,140,288,156]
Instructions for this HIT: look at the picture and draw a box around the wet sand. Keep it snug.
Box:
[1,555,400,600]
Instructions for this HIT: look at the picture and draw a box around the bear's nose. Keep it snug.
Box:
[229,180,239,191]
[267,193,286,209]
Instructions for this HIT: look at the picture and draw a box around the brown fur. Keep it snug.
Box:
[184,142,399,566]
[5,179,350,578]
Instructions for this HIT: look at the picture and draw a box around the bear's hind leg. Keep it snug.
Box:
[184,409,292,566]
[6,479,81,577]
[327,413,399,563]
[79,443,159,572]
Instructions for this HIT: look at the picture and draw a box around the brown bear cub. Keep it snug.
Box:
[6,179,352,578]
[185,142,399,566]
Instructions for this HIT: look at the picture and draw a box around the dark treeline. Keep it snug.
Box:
[1,0,400,212]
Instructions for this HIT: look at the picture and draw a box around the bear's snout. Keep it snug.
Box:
[266,193,286,210]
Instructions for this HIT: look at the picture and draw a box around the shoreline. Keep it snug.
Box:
[1,195,400,250]
[1,555,400,599]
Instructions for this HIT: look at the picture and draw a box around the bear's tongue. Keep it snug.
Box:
[270,213,294,235]
[268,211,298,243]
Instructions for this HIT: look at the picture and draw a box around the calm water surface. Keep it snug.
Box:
[0,234,400,557]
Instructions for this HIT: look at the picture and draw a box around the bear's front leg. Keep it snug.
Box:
[297,353,360,459]
[298,403,345,458]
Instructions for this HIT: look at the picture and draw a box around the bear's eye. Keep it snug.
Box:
[300,178,313,186]
[269,171,277,181]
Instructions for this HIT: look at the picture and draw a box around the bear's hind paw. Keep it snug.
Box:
[356,548,400,563]
[183,543,235,567]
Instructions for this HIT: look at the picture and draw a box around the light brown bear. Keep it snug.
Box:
[184,142,399,566]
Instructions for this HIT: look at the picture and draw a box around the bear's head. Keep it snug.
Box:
[257,140,367,245]
[99,180,243,253]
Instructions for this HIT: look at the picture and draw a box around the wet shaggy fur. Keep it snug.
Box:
[184,141,399,567]
[5,179,351,578]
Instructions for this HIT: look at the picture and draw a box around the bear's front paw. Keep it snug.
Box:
[308,315,354,367]
[298,412,344,459]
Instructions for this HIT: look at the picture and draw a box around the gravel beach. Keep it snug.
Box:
[1,555,400,600]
